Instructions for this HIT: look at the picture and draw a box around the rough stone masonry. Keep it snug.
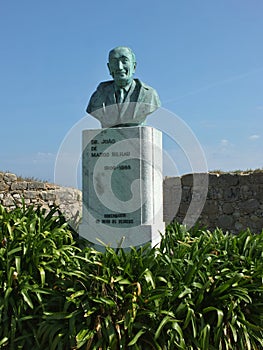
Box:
[1,171,263,234]
[163,172,263,233]
[0,172,81,230]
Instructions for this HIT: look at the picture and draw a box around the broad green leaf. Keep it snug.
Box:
[199,324,210,350]
[203,306,224,328]
[0,337,9,346]
[4,287,13,301]
[38,266,45,287]
[76,329,95,348]
[114,276,131,284]
[93,297,116,307]
[183,307,195,329]
[127,329,146,346]
[69,290,85,299]
[143,269,155,288]
[21,290,34,309]
[178,287,192,298]
[155,315,176,340]
[7,246,22,256]
[15,256,21,274]
[44,312,68,320]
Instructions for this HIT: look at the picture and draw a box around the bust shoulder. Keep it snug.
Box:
[96,80,114,90]
[134,79,160,106]
[134,79,154,91]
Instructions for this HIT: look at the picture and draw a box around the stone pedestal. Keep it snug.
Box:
[79,126,165,248]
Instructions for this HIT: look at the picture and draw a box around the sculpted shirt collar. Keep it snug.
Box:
[114,80,135,93]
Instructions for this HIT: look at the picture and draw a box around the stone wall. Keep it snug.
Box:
[1,171,263,234]
[0,172,82,229]
[164,172,263,233]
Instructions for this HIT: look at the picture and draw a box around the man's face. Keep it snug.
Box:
[107,48,136,87]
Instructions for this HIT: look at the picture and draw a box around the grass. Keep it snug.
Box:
[210,168,263,175]
[0,170,49,183]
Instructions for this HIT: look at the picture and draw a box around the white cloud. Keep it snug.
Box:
[220,139,229,146]
[33,152,56,164]
[203,135,263,172]
[219,139,233,152]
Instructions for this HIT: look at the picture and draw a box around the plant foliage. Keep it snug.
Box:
[0,204,262,349]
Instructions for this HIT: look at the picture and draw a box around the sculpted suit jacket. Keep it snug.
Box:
[86,79,161,128]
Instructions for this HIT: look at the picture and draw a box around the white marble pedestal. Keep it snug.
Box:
[79,126,165,248]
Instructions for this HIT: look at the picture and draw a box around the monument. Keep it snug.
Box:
[79,46,165,248]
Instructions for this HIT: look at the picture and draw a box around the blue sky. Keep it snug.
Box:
[1,0,262,186]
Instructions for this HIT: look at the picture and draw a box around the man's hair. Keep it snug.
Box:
[108,46,136,63]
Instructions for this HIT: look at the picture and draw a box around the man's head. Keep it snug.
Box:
[107,46,137,88]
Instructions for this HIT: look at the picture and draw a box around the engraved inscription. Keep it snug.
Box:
[86,131,140,228]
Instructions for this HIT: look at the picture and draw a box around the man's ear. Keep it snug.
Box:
[134,62,137,70]
[107,62,112,75]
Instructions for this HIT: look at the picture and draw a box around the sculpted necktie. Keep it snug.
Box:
[116,88,124,104]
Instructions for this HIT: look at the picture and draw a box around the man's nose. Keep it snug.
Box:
[117,60,124,69]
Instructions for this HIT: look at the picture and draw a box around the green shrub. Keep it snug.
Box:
[0,204,80,349]
[0,204,262,349]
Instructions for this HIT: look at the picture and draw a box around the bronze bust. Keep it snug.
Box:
[86,46,161,128]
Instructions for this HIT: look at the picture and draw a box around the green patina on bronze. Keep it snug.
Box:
[86,46,161,128]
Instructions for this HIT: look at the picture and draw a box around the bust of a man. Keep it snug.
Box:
[86,46,161,128]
